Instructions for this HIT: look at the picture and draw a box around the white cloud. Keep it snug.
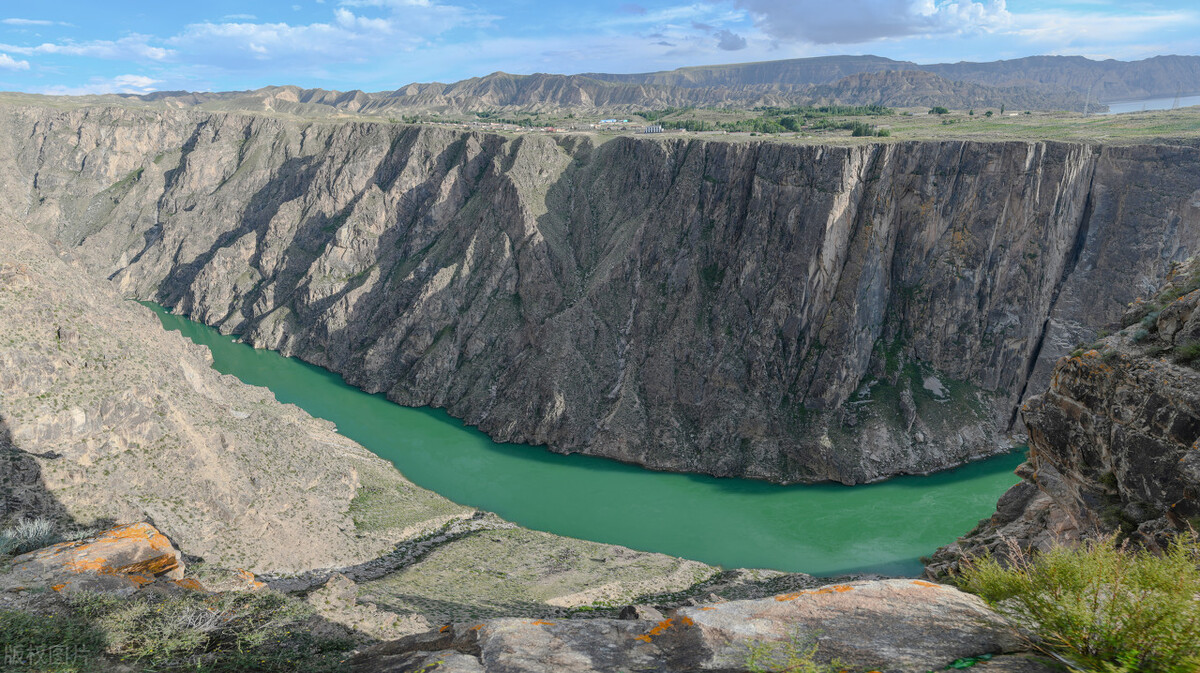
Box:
[0,52,29,70]
[2,18,53,26]
[730,0,1011,44]
[37,73,162,95]
[0,35,173,61]
[1008,8,1197,46]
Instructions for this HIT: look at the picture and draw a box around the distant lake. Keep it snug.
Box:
[1103,94,1200,115]
[146,302,1022,577]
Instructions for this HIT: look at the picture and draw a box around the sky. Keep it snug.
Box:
[0,0,1196,95]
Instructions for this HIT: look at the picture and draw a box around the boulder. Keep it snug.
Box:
[349,579,1049,673]
[3,522,184,595]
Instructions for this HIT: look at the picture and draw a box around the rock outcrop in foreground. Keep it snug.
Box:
[4,522,185,595]
[4,104,1199,483]
[349,579,1053,673]
[929,257,1200,574]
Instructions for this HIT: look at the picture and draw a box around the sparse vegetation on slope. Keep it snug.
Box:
[0,589,357,673]
[959,536,1200,672]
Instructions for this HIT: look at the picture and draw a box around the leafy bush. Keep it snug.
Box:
[930,106,950,115]
[958,535,1200,672]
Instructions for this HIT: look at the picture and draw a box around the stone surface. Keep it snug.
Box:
[3,522,182,594]
[619,604,665,621]
[0,216,465,573]
[929,257,1200,574]
[349,579,1044,673]
[2,105,1197,484]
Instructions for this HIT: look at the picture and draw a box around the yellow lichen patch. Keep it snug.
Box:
[63,556,110,574]
[237,569,266,589]
[50,584,66,592]
[117,554,180,577]
[531,620,555,626]
[831,585,854,592]
[700,606,717,611]
[174,578,205,591]
[911,580,939,588]
[774,592,804,601]
[678,616,694,627]
[439,624,452,632]
[634,634,653,643]
[469,624,483,632]
[648,619,674,636]
[128,574,154,588]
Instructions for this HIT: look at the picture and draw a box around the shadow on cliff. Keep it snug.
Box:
[0,412,107,532]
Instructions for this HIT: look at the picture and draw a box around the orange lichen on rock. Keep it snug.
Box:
[13,522,184,584]
[648,619,674,636]
[469,624,484,632]
[51,584,66,592]
[174,578,205,591]
[777,584,856,601]
[237,569,266,589]
[128,574,154,588]
[700,606,717,611]
[634,634,652,643]
[440,625,452,632]
[531,620,555,626]
[911,580,939,588]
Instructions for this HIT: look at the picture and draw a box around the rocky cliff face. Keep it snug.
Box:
[3,103,1198,484]
[3,212,769,633]
[0,216,463,573]
[928,258,1200,575]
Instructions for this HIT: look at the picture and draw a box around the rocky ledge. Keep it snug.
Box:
[928,257,1200,575]
[348,578,1054,673]
[2,525,1056,673]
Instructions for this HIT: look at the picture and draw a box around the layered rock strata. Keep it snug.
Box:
[3,104,1199,483]
[928,258,1200,574]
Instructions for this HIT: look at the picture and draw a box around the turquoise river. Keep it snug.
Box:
[148,303,1023,577]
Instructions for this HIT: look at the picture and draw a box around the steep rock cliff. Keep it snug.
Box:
[2,103,1198,483]
[927,258,1200,575]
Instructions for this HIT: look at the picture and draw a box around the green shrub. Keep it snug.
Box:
[930,106,950,115]
[0,518,61,557]
[1175,340,1200,365]
[958,535,1200,672]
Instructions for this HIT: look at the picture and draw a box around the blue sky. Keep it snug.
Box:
[0,0,1197,95]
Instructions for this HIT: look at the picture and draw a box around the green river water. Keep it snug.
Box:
[148,303,1023,577]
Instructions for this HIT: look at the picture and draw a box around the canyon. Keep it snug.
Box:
[1,97,1197,671]
[2,103,1198,485]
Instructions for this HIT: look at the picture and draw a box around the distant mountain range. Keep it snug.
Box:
[69,54,1200,117]
[585,54,1200,103]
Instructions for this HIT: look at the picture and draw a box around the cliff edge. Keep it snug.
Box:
[928,257,1200,575]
